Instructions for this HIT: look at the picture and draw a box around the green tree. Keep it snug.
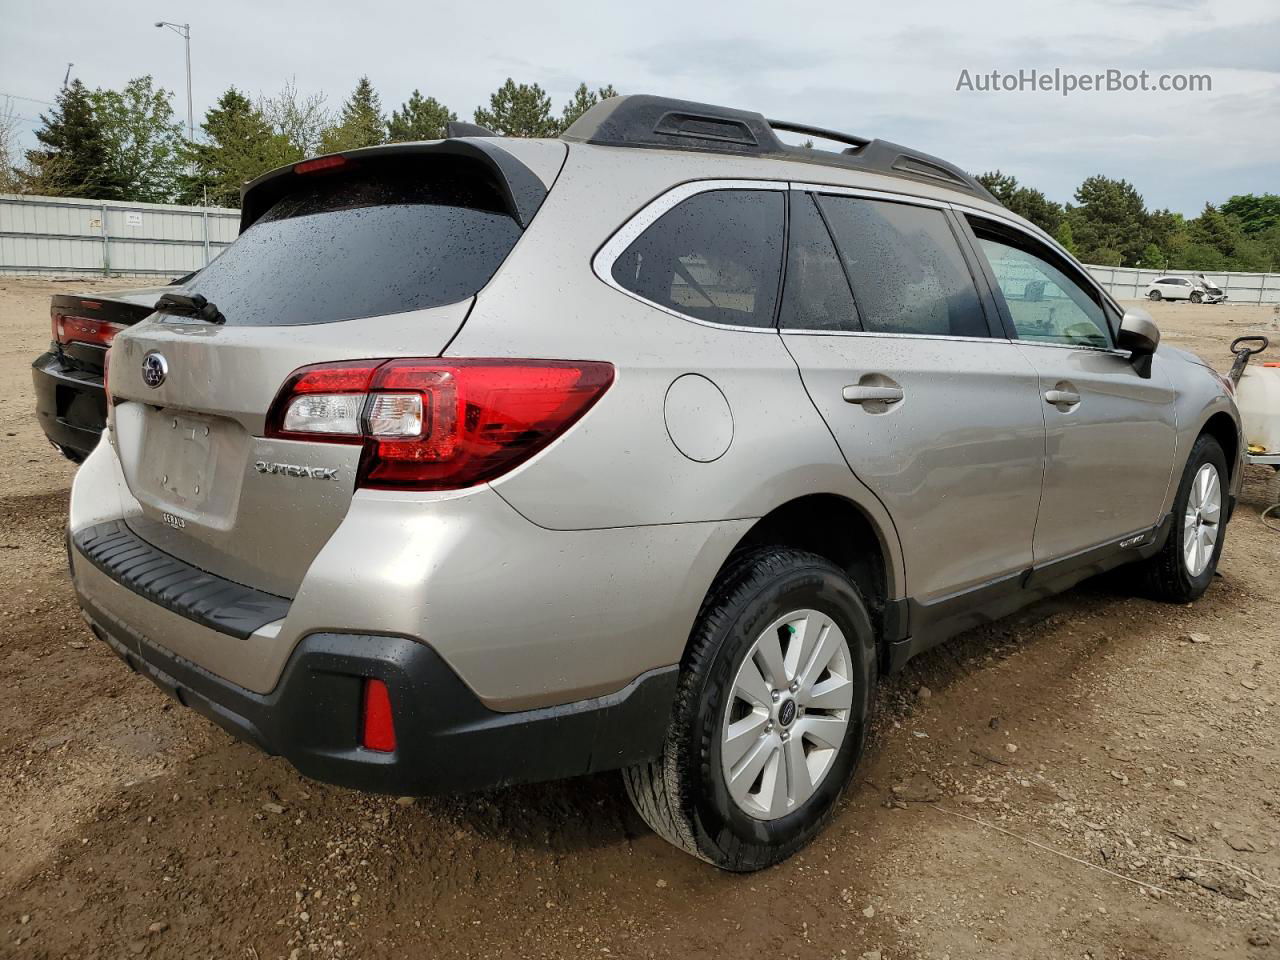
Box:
[1136,243,1166,270]
[91,76,185,203]
[1221,193,1280,235]
[23,79,124,198]
[1188,203,1241,257]
[1054,219,1077,256]
[387,90,456,142]
[319,77,385,153]
[557,82,618,132]
[1069,175,1148,266]
[180,87,294,207]
[474,79,558,137]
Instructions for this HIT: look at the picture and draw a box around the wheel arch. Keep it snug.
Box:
[1199,410,1241,484]
[715,493,903,648]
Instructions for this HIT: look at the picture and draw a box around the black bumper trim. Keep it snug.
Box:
[31,351,106,459]
[73,521,290,639]
[83,606,677,795]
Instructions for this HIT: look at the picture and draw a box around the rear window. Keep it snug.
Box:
[183,160,522,326]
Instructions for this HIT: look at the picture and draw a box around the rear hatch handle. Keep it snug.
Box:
[154,291,225,325]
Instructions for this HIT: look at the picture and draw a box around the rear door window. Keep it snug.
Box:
[610,189,784,329]
[181,159,523,326]
[818,196,990,338]
[777,193,859,332]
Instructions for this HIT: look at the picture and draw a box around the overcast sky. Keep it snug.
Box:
[2,0,1276,215]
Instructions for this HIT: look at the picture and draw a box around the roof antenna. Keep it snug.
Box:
[63,62,73,88]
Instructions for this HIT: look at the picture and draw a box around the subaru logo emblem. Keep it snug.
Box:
[141,352,168,389]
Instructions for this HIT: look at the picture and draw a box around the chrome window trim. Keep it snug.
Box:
[788,181,952,211]
[591,178,789,334]
[1009,339,1131,358]
[948,202,1127,321]
[779,328,1011,344]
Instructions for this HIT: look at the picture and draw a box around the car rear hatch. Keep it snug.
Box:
[104,141,564,598]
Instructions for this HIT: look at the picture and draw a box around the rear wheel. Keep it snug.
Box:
[1134,435,1228,602]
[623,548,876,871]
[1148,290,1162,301]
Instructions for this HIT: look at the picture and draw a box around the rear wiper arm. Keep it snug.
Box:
[154,291,225,325]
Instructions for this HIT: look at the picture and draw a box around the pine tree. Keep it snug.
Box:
[474,79,558,137]
[180,87,294,208]
[387,90,456,142]
[557,83,618,133]
[319,77,386,153]
[23,79,125,198]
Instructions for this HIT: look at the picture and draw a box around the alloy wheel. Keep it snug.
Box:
[1183,462,1222,577]
[720,609,854,820]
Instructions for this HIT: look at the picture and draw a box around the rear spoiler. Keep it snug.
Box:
[239,139,549,232]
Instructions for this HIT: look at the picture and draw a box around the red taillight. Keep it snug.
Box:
[52,310,124,348]
[360,678,396,752]
[265,359,615,490]
[294,155,349,175]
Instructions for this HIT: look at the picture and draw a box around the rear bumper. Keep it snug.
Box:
[32,351,106,459]
[80,598,677,795]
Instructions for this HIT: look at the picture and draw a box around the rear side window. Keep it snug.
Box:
[182,159,522,326]
[611,190,784,329]
[778,193,859,332]
[818,196,989,338]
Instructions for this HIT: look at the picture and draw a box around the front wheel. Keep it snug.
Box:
[1148,290,1162,301]
[1133,434,1228,602]
[623,548,876,871]
[1190,290,1204,304]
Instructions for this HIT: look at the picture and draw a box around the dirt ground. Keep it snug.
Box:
[1,276,1278,960]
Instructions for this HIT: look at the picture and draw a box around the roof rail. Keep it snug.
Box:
[561,95,995,202]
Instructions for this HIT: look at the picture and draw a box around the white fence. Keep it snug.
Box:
[0,193,239,278]
[1085,264,1279,305]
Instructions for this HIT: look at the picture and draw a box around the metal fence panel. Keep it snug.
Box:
[0,193,239,277]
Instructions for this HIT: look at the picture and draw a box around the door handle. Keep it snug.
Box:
[843,385,904,405]
[1043,389,1081,406]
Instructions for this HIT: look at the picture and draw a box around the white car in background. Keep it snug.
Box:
[1146,276,1204,302]
[1146,275,1227,304]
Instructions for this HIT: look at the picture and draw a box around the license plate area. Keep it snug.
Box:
[125,405,249,529]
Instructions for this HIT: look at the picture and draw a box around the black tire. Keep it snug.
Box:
[623,548,877,871]
[1190,290,1203,304]
[1148,290,1162,301]
[1134,434,1228,603]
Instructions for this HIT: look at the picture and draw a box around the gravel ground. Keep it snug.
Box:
[1,277,1278,959]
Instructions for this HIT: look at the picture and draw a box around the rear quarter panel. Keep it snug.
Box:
[447,145,906,595]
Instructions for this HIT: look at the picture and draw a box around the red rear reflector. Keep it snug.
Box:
[360,678,396,752]
[294,155,349,175]
[265,358,615,491]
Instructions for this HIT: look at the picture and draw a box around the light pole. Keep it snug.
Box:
[154,21,192,143]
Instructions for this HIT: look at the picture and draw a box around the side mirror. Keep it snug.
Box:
[1117,308,1160,376]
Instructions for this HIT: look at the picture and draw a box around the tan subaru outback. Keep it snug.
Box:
[68,95,1242,870]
